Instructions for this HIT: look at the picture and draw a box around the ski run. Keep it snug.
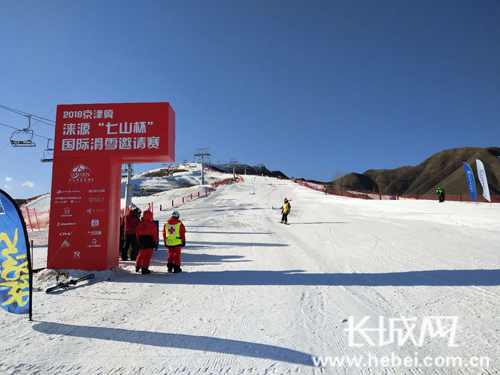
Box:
[1,175,499,374]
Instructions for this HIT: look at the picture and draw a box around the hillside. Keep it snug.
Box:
[330,147,500,195]
[207,163,288,179]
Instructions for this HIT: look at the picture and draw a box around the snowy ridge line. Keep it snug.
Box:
[297,180,500,203]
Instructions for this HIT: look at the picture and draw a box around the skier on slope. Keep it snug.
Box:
[163,211,186,273]
[280,198,291,224]
[135,210,159,275]
[436,187,445,203]
[123,204,141,260]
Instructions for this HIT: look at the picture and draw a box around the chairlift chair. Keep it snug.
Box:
[40,139,54,163]
[10,115,36,147]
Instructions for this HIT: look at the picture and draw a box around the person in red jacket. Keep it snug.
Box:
[163,211,186,273]
[135,210,159,275]
[123,204,141,260]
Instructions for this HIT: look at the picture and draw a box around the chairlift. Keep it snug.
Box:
[10,115,36,147]
[41,139,54,163]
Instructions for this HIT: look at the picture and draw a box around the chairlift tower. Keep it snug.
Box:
[194,148,211,185]
[123,163,133,208]
[230,159,238,181]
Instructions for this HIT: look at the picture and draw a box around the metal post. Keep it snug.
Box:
[125,163,133,208]
[27,239,33,321]
[33,208,40,230]
[201,159,204,185]
[25,207,33,231]
[194,149,211,186]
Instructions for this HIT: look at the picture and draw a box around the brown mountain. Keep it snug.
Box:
[330,147,500,196]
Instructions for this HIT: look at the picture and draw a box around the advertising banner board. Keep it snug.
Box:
[48,103,174,271]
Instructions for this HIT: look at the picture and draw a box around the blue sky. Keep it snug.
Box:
[1,1,499,198]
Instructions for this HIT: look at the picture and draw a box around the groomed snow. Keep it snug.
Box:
[1,176,499,374]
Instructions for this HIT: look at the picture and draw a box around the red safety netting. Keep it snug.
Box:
[296,180,500,203]
[22,207,50,231]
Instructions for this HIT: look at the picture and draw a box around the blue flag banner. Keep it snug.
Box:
[0,189,31,315]
[463,162,477,201]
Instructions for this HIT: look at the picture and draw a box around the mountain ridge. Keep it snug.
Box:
[320,147,500,196]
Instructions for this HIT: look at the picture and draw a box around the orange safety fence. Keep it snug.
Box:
[296,180,500,203]
[158,176,244,211]
[22,177,247,230]
[22,207,50,231]
[160,188,215,211]
[211,175,244,188]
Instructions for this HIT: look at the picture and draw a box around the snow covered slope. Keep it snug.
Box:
[23,163,234,212]
[121,163,233,197]
[2,176,499,374]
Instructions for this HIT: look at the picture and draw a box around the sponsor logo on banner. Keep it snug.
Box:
[58,190,81,194]
[57,222,75,227]
[69,163,94,184]
[73,251,80,259]
[62,207,73,217]
[463,163,477,200]
[91,219,99,227]
[87,238,101,248]
[59,232,72,236]
[54,192,82,205]
[62,240,70,248]
[476,159,491,202]
[88,231,102,235]
[89,189,105,193]
[89,197,105,203]
[87,208,105,214]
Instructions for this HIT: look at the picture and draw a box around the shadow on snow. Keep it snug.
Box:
[188,241,288,247]
[32,322,315,366]
[117,269,500,287]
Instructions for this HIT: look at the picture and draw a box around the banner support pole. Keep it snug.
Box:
[26,239,33,322]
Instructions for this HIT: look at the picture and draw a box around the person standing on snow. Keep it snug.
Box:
[163,211,186,273]
[123,204,140,260]
[436,187,445,203]
[135,210,159,275]
[281,198,291,224]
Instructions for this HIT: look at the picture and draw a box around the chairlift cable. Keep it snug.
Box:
[0,104,56,126]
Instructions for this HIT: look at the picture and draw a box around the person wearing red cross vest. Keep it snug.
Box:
[163,211,186,273]
[135,210,159,274]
